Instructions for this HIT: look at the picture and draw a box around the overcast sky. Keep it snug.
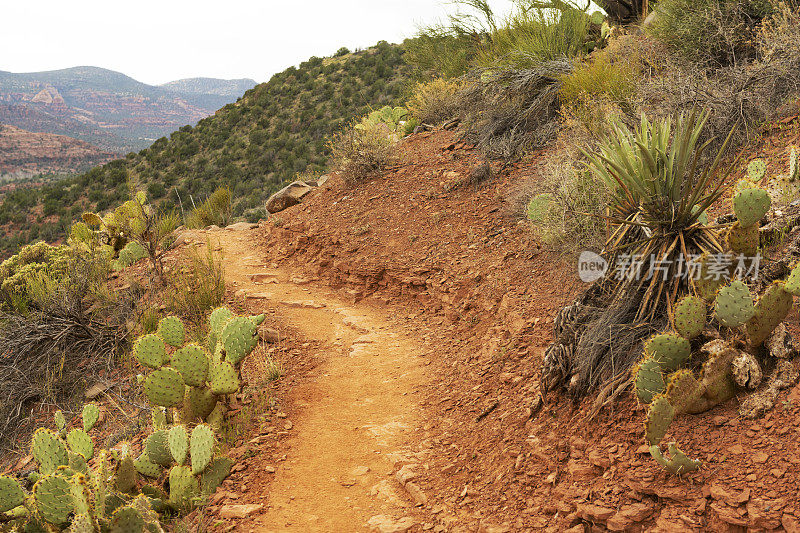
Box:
[1,0,518,86]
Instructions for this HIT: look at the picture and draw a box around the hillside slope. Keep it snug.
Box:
[160,77,257,97]
[0,66,250,152]
[0,124,116,177]
[0,42,409,255]
[223,125,800,531]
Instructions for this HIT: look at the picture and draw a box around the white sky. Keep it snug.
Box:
[1,0,517,86]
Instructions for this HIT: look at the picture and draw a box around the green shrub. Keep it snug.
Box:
[647,0,776,67]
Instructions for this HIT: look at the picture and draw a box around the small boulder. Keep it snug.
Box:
[266,181,315,214]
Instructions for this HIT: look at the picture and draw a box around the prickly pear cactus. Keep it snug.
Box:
[673,295,706,339]
[644,333,690,372]
[210,361,240,394]
[33,475,74,525]
[727,222,760,256]
[157,316,185,348]
[190,424,215,475]
[0,475,24,513]
[110,505,145,533]
[747,158,766,181]
[134,334,167,369]
[650,443,701,475]
[31,429,68,475]
[66,429,93,460]
[732,186,770,228]
[82,403,100,432]
[145,430,173,467]
[746,281,793,346]
[645,395,675,446]
[634,358,664,404]
[171,345,210,387]
[184,386,218,421]
[168,425,189,466]
[220,316,258,365]
[143,368,186,407]
[200,457,233,498]
[168,465,199,512]
[714,280,755,327]
[209,307,234,335]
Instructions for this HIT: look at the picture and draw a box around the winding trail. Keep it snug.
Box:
[204,226,431,532]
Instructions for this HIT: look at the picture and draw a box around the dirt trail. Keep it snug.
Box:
[206,226,430,532]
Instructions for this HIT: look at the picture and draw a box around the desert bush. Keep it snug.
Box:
[0,252,132,448]
[558,51,637,135]
[329,121,399,183]
[647,0,776,68]
[167,243,226,327]
[0,242,75,313]
[526,159,611,252]
[406,78,468,124]
[186,186,232,229]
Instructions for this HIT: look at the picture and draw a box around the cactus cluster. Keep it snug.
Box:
[632,181,800,475]
[135,309,263,426]
[0,404,169,532]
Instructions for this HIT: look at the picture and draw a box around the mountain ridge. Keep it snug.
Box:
[0,66,254,153]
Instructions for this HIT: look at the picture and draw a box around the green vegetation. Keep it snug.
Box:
[0,309,263,530]
[186,187,232,229]
[0,41,409,256]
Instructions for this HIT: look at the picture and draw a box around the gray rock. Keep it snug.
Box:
[266,181,315,213]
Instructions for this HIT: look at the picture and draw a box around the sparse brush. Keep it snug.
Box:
[263,356,284,383]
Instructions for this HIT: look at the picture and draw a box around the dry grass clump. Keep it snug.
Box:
[186,187,232,229]
[167,243,226,328]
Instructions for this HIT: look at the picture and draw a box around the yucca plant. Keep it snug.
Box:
[583,108,738,320]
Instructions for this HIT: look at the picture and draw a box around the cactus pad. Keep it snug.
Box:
[714,280,755,328]
[673,296,706,339]
[110,506,145,533]
[190,424,215,475]
[210,361,240,394]
[168,465,200,512]
[209,307,234,335]
[157,316,185,348]
[634,357,664,404]
[645,395,675,446]
[184,386,218,421]
[644,333,691,372]
[0,475,24,513]
[650,443,701,475]
[143,367,186,407]
[665,369,703,415]
[784,263,800,295]
[220,317,258,365]
[134,453,162,479]
[168,425,189,466]
[31,428,68,475]
[200,457,234,498]
[151,407,167,430]
[115,455,138,494]
[250,314,266,326]
[53,410,66,433]
[171,344,210,387]
[82,403,100,432]
[66,429,94,460]
[727,222,760,257]
[747,158,766,181]
[144,430,173,467]
[133,334,167,369]
[747,281,793,347]
[70,513,96,533]
[33,475,73,525]
[732,186,770,228]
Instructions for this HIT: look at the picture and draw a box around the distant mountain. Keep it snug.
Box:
[160,77,257,98]
[0,66,250,153]
[0,124,116,177]
[0,41,410,255]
